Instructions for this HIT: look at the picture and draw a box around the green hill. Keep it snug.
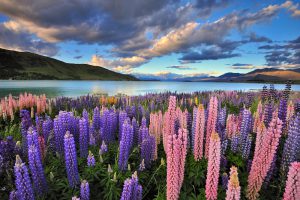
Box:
[0,48,138,80]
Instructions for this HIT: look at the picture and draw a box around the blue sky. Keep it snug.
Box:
[0,0,299,79]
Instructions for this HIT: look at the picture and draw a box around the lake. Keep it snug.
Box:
[0,80,299,98]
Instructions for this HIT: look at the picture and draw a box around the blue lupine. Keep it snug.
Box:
[138,125,149,145]
[264,101,273,128]
[20,110,32,154]
[87,151,95,167]
[278,81,292,131]
[79,118,89,158]
[120,172,142,200]
[242,134,252,159]
[28,145,47,196]
[239,109,252,157]
[141,117,147,127]
[35,114,43,135]
[14,155,35,200]
[100,109,115,143]
[64,131,80,187]
[118,120,133,170]
[80,180,90,200]
[281,114,300,174]
[82,109,89,123]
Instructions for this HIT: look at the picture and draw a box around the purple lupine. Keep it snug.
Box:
[14,155,35,200]
[141,117,147,127]
[42,117,52,142]
[100,109,115,143]
[242,134,252,159]
[139,159,145,171]
[281,113,300,174]
[140,133,155,168]
[28,145,47,196]
[82,109,89,123]
[247,159,252,173]
[221,155,228,169]
[278,81,292,131]
[120,172,142,200]
[87,151,95,167]
[92,107,101,131]
[80,180,90,200]
[64,131,80,187]
[35,114,43,135]
[0,137,15,174]
[53,117,64,154]
[221,173,228,190]
[27,127,41,160]
[9,190,17,200]
[138,125,149,146]
[118,120,133,170]
[119,111,128,140]
[89,133,96,146]
[264,100,273,128]
[132,117,139,145]
[100,141,108,155]
[231,135,239,153]
[79,118,89,158]
[191,106,197,149]
[20,110,32,154]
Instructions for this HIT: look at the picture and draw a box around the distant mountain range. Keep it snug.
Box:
[0,48,137,80]
[0,48,299,83]
[135,68,300,83]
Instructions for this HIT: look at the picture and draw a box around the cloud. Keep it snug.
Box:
[0,22,58,56]
[166,65,196,70]
[89,55,147,73]
[74,55,83,59]
[247,32,272,43]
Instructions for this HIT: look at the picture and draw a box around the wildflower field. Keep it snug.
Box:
[0,83,300,200]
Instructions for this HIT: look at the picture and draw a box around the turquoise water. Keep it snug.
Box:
[0,80,299,98]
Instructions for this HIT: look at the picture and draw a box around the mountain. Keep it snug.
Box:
[0,48,138,80]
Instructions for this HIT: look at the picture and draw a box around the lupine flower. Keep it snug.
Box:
[100,140,108,155]
[193,104,205,161]
[140,132,155,168]
[283,162,300,200]
[118,120,133,170]
[139,159,145,171]
[42,117,52,142]
[80,180,90,200]
[89,133,96,146]
[163,96,177,152]
[247,117,282,200]
[119,111,128,139]
[281,114,300,175]
[205,96,218,158]
[120,171,142,200]
[205,132,221,200]
[9,190,17,200]
[222,173,229,190]
[231,135,239,153]
[167,128,187,200]
[20,110,32,154]
[79,118,89,158]
[64,131,80,188]
[92,107,101,131]
[14,155,35,200]
[28,145,47,196]
[87,151,95,167]
[225,166,241,200]
[27,127,41,160]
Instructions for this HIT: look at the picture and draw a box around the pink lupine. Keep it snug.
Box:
[225,166,241,200]
[247,117,283,200]
[149,111,163,160]
[163,96,177,152]
[194,104,205,161]
[253,101,264,133]
[166,128,187,200]
[226,114,239,138]
[283,162,300,200]
[205,132,221,200]
[205,96,218,158]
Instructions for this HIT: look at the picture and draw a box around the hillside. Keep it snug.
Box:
[0,48,138,80]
